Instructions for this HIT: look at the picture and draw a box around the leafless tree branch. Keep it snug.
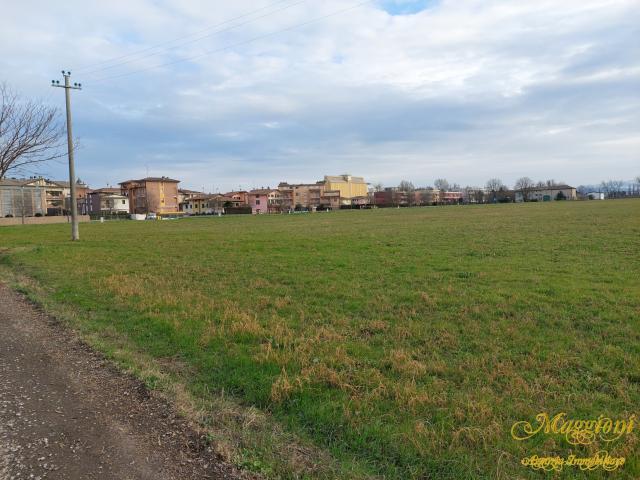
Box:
[0,82,66,180]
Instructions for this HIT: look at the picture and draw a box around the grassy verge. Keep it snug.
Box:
[1,200,639,479]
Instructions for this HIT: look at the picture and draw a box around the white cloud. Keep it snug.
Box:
[0,0,638,190]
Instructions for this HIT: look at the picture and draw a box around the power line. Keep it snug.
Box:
[91,0,372,84]
[76,0,305,74]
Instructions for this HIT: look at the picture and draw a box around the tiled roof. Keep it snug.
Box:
[0,179,29,186]
[91,188,122,194]
[120,177,180,185]
[249,189,278,194]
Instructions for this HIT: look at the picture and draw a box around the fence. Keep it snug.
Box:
[0,215,91,227]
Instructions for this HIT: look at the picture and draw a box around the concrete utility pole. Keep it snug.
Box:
[52,71,82,241]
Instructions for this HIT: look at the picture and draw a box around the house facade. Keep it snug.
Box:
[180,194,238,215]
[324,175,368,205]
[225,191,250,205]
[374,189,408,207]
[515,185,577,202]
[248,189,283,214]
[278,182,344,211]
[414,188,440,205]
[15,178,83,215]
[177,189,204,206]
[87,188,130,215]
[119,177,180,215]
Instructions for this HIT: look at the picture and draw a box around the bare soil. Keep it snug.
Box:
[0,282,245,480]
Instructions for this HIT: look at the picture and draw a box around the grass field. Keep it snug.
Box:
[1,200,639,479]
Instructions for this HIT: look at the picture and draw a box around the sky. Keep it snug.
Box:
[1,0,638,192]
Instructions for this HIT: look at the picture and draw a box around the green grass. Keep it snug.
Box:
[1,200,639,479]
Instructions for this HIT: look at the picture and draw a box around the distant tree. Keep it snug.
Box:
[555,191,567,201]
[463,186,483,204]
[398,180,415,206]
[398,180,414,192]
[576,185,589,196]
[485,178,505,193]
[434,178,450,192]
[514,177,535,201]
[0,83,66,179]
[372,182,384,192]
[601,180,625,198]
[419,188,436,205]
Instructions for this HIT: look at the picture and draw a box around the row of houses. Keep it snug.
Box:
[178,175,370,215]
[371,184,579,207]
[1,174,582,218]
[83,175,367,216]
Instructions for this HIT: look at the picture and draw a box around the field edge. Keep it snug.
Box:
[0,261,375,480]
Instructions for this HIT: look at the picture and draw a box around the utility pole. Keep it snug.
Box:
[52,71,82,241]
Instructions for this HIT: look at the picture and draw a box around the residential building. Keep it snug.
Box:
[225,191,250,206]
[441,191,464,204]
[515,185,577,202]
[87,188,130,215]
[374,188,408,207]
[119,177,180,215]
[180,194,238,215]
[322,189,342,210]
[248,189,284,214]
[0,179,47,217]
[18,177,84,215]
[278,182,343,210]
[414,188,440,205]
[177,189,204,206]
[278,182,323,210]
[324,175,368,205]
[350,196,370,208]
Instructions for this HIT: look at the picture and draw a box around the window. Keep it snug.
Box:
[122,200,126,204]
[256,199,261,205]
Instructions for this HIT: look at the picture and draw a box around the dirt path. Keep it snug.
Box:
[0,282,244,480]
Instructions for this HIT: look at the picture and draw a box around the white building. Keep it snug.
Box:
[87,188,130,215]
[585,192,605,200]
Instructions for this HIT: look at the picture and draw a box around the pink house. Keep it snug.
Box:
[248,189,283,214]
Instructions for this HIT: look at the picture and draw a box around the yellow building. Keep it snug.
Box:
[323,175,368,204]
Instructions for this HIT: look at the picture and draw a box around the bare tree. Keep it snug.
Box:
[485,178,505,192]
[514,176,535,201]
[0,83,65,179]
[398,180,415,206]
[372,182,384,192]
[601,180,625,199]
[398,180,414,191]
[434,178,450,192]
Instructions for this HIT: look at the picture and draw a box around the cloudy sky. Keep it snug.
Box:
[1,0,638,191]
